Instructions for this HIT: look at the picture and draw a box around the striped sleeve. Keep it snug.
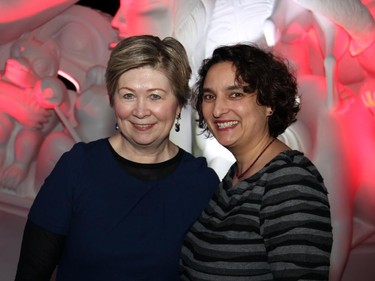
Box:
[260,159,332,280]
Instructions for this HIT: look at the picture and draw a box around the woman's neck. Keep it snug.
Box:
[109,133,179,164]
[230,137,276,183]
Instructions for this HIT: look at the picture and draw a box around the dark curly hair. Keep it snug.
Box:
[193,43,300,138]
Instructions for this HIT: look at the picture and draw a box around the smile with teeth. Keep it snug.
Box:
[216,121,238,129]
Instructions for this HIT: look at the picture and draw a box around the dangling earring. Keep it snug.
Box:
[175,113,181,132]
[115,123,119,130]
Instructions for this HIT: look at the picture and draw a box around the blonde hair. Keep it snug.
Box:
[105,35,191,107]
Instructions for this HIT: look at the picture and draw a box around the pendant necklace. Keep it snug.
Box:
[236,138,275,179]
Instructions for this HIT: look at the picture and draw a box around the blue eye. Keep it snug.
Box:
[122,93,135,100]
[150,94,161,100]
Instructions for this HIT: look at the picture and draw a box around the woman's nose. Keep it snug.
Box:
[212,97,228,118]
[132,99,150,118]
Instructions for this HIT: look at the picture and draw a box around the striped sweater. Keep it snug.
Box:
[180,150,332,281]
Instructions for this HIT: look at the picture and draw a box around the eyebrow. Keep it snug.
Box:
[202,84,243,93]
[118,86,167,93]
[227,85,243,91]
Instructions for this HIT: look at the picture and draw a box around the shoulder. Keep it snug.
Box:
[62,138,109,161]
[261,151,331,226]
[264,150,328,196]
[178,150,220,183]
[180,150,213,171]
[48,138,110,179]
[269,150,324,181]
[174,151,219,211]
[70,138,108,153]
[45,138,106,175]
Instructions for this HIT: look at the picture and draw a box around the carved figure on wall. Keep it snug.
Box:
[0,38,68,195]
[0,4,117,198]
[112,0,174,41]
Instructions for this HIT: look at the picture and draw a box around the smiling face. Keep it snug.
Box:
[113,66,181,151]
[202,61,271,153]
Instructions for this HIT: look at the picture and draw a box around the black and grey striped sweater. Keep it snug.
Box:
[180,150,332,281]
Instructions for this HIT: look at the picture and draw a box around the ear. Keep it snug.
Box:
[266,106,273,116]
[176,104,182,116]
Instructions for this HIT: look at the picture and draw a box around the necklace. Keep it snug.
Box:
[236,138,275,179]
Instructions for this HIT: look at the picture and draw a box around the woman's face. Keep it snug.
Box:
[112,0,173,39]
[113,66,180,150]
[201,61,270,152]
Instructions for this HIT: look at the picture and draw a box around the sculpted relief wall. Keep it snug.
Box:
[0,1,375,280]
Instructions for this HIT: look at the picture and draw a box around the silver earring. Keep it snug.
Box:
[115,123,119,130]
[175,113,181,132]
[268,110,273,116]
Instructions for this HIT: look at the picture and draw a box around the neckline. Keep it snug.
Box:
[229,149,299,185]
[107,140,184,180]
[236,138,275,179]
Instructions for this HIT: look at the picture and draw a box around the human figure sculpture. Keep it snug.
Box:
[0,71,50,192]
[0,4,117,197]
[0,2,79,191]
[0,38,68,195]
[111,0,174,41]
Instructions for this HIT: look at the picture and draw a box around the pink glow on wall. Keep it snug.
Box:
[0,1,374,281]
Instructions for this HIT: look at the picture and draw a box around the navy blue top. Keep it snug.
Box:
[29,138,219,281]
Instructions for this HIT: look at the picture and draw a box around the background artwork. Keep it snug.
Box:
[0,4,117,198]
[0,1,374,280]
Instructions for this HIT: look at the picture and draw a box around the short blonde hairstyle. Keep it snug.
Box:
[105,35,192,107]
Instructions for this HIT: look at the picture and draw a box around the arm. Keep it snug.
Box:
[261,164,332,280]
[15,220,66,281]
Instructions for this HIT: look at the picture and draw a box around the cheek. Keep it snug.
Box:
[159,107,176,122]
[113,103,131,119]
[202,103,211,119]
